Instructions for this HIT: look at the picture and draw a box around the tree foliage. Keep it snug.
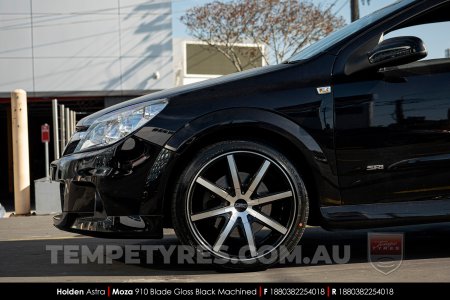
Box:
[181,0,345,71]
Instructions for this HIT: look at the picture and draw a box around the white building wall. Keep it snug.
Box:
[0,0,173,96]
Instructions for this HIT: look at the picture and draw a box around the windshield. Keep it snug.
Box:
[288,0,416,62]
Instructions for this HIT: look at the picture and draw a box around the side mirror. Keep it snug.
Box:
[368,36,427,69]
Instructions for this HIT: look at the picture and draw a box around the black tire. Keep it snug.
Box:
[172,140,309,271]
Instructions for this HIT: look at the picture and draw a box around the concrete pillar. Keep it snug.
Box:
[10,89,30,215]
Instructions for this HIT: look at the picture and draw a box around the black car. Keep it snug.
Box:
[51,0,450,270]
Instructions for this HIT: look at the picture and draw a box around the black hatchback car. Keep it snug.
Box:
[51,0,450,270]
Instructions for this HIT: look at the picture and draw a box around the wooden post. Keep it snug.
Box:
[10,89,30,215]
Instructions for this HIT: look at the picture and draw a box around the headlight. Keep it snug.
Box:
[74,99,168,152]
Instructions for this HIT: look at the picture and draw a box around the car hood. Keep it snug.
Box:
[77,63,293,127]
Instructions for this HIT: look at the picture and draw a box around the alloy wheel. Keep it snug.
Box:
[186,151,298,261]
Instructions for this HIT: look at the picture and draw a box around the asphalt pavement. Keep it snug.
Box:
[1,215,450,282]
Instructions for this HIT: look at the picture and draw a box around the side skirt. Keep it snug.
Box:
[320,199,450,229]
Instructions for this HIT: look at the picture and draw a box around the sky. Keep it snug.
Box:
[171,0,450,60]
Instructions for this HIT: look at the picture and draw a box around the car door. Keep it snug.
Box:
[333,2,450,206]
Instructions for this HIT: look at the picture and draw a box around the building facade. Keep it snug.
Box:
[0,0,173,207]
[0,0,173,97]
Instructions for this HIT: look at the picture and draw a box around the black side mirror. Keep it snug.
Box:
[368,36,427,69]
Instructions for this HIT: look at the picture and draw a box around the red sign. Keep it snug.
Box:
[41,124,50,143]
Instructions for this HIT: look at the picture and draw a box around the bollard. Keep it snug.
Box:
[52,99,60,160]
[65,108,71,143]
[68,110,73,137]
[72,111,76,135]
[59,104,65,155]
[69,110,74,137]
[10,89,31,215]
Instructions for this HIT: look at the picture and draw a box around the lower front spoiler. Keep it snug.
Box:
[54,213,163,239]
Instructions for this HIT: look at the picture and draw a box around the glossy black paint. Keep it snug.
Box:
[52,0,450,237]
[335,60,450,206]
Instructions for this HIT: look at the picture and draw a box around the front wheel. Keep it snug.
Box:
[172,140,309,271]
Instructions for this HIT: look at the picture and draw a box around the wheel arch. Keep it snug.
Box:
[162,108,338,227]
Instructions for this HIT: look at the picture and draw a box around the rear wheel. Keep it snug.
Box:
[172,140,309,271]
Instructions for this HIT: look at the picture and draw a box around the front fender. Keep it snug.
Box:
[166,108,319,159]
[164,108,341,207]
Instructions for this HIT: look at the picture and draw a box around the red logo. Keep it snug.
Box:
[368,233,403,275]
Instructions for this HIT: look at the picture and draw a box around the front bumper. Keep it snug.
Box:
[51,136,174,238]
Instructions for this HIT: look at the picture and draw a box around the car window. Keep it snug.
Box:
[385,22,450,60]
[384,2,450,61]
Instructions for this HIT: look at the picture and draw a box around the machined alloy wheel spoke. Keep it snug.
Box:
[241,216,257,257]
[250,191,293,206]
[188,151,297,260]
[196,177,230,200]
[247,209,288,235]
[227,155,241,194]
[245,160,270,197]
[191,206,234,222]
[213,212,238,252]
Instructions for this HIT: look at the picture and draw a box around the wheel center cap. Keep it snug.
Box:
[234,199,248,212]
